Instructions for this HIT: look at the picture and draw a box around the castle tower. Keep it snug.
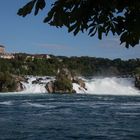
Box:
[0,45,5,54]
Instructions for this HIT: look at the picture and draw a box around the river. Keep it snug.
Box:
[0,93,140,140]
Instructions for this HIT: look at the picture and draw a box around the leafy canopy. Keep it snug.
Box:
[18,0,140,48]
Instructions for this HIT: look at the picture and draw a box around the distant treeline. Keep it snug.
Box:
[0,53,140,77]
[61,56,140,77]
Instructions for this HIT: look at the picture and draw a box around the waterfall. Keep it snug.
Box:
[21,76,54,94]
[73,77,140,95]
[21,76,140,95]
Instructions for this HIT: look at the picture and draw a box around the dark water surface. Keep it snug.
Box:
[0,93,140,140]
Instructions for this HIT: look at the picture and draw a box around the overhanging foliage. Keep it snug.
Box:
[18,0,140,48]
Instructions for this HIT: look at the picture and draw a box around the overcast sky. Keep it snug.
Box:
[0,0,139,59]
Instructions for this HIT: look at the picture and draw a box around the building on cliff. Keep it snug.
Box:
[0,45,5,54]
[0,45,15,59]
[25,54,51,60]
[0,53,15,59]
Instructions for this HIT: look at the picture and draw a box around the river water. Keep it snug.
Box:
[0,93,140,140]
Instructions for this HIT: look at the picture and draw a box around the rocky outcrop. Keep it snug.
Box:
[135,76,140,90]
[9,75,25,92]
[0,72,24,92]
[46,68,73,93]
[16,82,24,92]
[45,81,54,93]
[45,68,86,93]
[32,79,40,84]
[72,77,87,90]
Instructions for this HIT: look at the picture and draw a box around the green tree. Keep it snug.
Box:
[0,72,17,92]
[18,0,140,48]
[134,67,140,76]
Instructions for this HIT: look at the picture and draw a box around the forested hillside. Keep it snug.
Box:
[0,54,140,77]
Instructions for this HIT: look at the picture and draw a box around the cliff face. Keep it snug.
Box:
[45,68,87,93]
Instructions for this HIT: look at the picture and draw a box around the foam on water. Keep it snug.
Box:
[73,77,140,95]
[0,101,13,105]
[73,83,87,93]
[21,76,50,94]
[23,102,57,109]
[25,102,47,108]
[19,76,140,96]
[22,84,46,93]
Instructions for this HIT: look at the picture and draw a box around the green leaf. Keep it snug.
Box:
[90,28,97,37]
[120,32,127,44]
[35,0,46,15]
[17,0,36,17]
[43,8,55,23]
[88,27,95,35]
[74,26,80,36]
[98,26,104,40]
[68,23,77,33]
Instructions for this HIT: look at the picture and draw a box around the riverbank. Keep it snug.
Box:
[0,55,140,94]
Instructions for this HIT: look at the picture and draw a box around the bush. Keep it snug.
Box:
[0,72,17,92]
[134,67,140,76]
[54,77,73,92]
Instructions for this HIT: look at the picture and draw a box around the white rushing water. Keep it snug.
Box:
[21,76,140,95]
[74,77,140,95]
[21,76,55,94]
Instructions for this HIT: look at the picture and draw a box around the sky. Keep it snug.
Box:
[0,0,140,60]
